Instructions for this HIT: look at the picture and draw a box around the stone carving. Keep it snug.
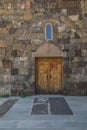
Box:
[50,63,62,92]
[38,62,49,91]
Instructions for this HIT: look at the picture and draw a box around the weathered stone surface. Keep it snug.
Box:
[0,0,87,96]
[11,82,23,96]
[0,49,5,59]
[20,57,28,61]
[64,82,87,96]
[11,50,17,57]
[0,19,10,28]
[0,61,2,67]
[12,60,20,68]
[0,28,9,34]
[9,27,18,34]
[2,75,11,82]
[2,59,11,68]
[0,40,7,48]
[13,44,26,51]
[11,68,19,75]
[3,68,11,75]
[0,83,11,95]
[11,75,25,82]
[19,68,29,75]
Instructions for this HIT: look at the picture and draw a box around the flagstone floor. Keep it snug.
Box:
[0,95,87,130]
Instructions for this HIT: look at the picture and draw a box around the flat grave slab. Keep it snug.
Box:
[31,97,73,115]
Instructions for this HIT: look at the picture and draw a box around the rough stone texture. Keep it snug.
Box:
[0,0,87,96]
[0,83,11,95]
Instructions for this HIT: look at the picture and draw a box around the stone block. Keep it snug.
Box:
[12,60,20,68]
[31,44,40,51]
[0,83,11,95]
[11,75,25,82]
[75,50,81,57]
[17,40,31,44]
[83,20,87,33]
[31,26,42,33]
[81,49,87,56]
[22,82,35,96]
[80,42,87,49]
[31,39,42,45]
[64,66,72,74]
[67,7,81,15]
[72,67,82,74]
[60,9,67,15]
[11,50,17,57]
[79,14,84,20]
[63,81,87,96]
[3,68,11,75]
[13,44,25,51]
[9,27,18,34]
[11,76,20,82]
[0,19,10,28]
[20,57,28,61]
[74,33,80,39]
[77,61,87,67]
[0,74,11,83]
[63,44,70,51]
[2,59,11,68]
[69,15,79,21]
[11,82,23,96]
[11,68,19,75]
[0,28,9,34]
[15,57,20,62]
[0,75,3,82]
[0,61,2,68]
[16,61,29,69]
[5,47,12,60]
[0,68,4,74]
[58,26,65,33]
[84,57,87,62]
[0,40,7,48]
[0,48,5,59]
[24,10,32,20]
[19,68,29,75]
[24,61,29,68]
[3,75,11,82]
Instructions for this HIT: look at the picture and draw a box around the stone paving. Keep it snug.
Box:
[0,95,87,130]
[31,97,73,115]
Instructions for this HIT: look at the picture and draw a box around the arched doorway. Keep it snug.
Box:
[33,43,66,94]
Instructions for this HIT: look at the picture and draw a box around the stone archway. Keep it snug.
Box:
[31,43,66,94]
[35,43,66,57]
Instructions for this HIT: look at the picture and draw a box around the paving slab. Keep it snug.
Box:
[0,95,87,129]
[0,99,17,117]
[0,98,8,105]
[0,120,17,128]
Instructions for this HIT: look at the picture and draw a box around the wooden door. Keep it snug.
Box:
[36,58,63,94]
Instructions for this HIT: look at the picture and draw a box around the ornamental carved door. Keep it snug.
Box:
[36,58,63,94]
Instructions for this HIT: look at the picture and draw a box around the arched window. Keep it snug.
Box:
[45,24,53,40]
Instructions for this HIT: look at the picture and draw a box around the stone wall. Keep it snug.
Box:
[0,0,87,96]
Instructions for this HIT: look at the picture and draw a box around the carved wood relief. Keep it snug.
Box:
[36,58,63,94]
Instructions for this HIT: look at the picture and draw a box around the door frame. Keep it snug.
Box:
[35,57,63,94]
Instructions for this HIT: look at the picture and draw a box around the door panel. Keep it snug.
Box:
[38,61,49,92]
[50,62,62,92]
[36,58,63,94]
